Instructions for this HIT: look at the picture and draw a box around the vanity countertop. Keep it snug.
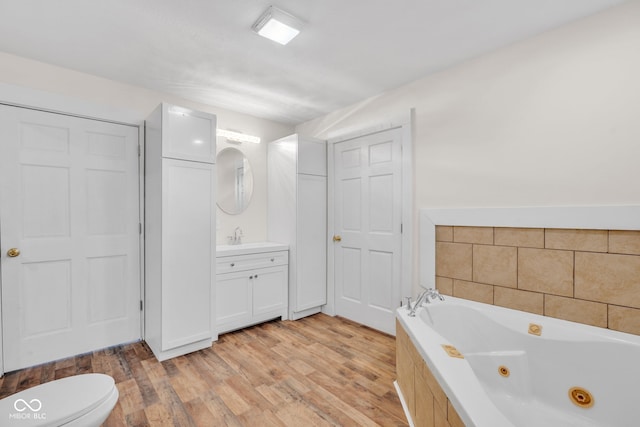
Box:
[216,242,289,257]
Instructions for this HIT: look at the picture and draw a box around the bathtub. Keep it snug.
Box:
[396,296,640,427]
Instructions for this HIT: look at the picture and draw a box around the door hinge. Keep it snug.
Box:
[139,223,142,235]
[138,144,141,157]
[400,223,403,233]
[140,300,143,311]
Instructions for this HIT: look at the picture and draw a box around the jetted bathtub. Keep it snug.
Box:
[396,296,640,427]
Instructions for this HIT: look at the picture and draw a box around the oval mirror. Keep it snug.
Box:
[216,147,254,215]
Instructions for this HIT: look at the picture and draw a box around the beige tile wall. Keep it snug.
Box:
[435,226,640,336]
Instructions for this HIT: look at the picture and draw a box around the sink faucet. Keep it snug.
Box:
[228,227,243,245]
[408,288,444,317]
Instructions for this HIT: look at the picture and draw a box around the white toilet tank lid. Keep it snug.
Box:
[0,373,116,426]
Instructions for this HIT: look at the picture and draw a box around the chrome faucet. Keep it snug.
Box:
[228,227,243,245]
[408,288,444,317]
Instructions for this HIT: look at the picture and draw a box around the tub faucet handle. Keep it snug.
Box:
[404,296,412,311]
[426,288,445,301]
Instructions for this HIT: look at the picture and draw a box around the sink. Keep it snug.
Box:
[216,242,289,257]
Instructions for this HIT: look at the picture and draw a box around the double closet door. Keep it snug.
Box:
[0,105,141,372]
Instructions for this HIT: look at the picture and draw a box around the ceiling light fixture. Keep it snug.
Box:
[251,6,303,45]
[217,129,261,144]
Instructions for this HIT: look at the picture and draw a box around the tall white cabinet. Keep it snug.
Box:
[145,103,217,361]
[268,134,327,320]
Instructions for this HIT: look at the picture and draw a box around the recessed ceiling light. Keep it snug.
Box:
[252,6,303,45]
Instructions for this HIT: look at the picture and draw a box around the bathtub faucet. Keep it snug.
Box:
[408,288,444,317]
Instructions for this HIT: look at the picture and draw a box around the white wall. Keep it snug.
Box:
[0,51,294,243]
[297,1,640,208]
[296,1,640,290]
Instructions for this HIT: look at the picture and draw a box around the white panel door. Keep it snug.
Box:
[0,105,141,372]
[333,128,402,334]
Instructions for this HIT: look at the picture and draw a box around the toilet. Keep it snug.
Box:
[0,373,118,426]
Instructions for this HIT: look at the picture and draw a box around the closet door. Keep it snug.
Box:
[333,128,402,335]
[161,158,214,350]
[0,105,141,371]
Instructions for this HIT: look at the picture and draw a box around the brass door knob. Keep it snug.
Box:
[7,248,20,257]
[333,235,342,242]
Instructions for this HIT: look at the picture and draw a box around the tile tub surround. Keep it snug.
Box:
[435,226,640,335]
[396,319,465,427]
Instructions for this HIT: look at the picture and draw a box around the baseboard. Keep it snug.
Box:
[289,306,322,320]
[393,380,415,427]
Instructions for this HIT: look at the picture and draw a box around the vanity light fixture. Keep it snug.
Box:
[251,6,303,45]
[217,129,261,144]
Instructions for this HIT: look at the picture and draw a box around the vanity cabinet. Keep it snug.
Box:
[145,103,216,361]
[215,246,289,334]
[268,134,327,320]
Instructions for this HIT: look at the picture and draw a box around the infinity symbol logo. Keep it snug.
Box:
[13,398,42,412]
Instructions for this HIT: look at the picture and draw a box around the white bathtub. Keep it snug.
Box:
[396,296,640,427]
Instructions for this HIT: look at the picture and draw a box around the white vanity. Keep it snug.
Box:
[215,243,289,334]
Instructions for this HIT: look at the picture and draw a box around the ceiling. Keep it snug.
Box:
[0,0,627,125]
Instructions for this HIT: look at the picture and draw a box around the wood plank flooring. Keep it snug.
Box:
[0,314,408,426]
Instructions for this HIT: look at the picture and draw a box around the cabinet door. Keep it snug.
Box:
[216,271,251,331]
[296,174,327,311]
[253,266,288,316]
[298,138,326,176]
[161,158,214,350]
[162,104,216,163]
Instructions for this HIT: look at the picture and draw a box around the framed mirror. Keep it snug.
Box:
[216,147,254,214]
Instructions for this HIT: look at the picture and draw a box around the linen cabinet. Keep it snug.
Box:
[267,134,327,320]
[144,103,217,361]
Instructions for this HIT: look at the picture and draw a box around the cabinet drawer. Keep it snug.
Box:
[216,250,288,274]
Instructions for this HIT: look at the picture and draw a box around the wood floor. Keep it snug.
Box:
[0,314,408,426]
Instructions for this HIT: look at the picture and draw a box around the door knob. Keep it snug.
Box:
[333,235,342,242]
[7,248,20,257]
